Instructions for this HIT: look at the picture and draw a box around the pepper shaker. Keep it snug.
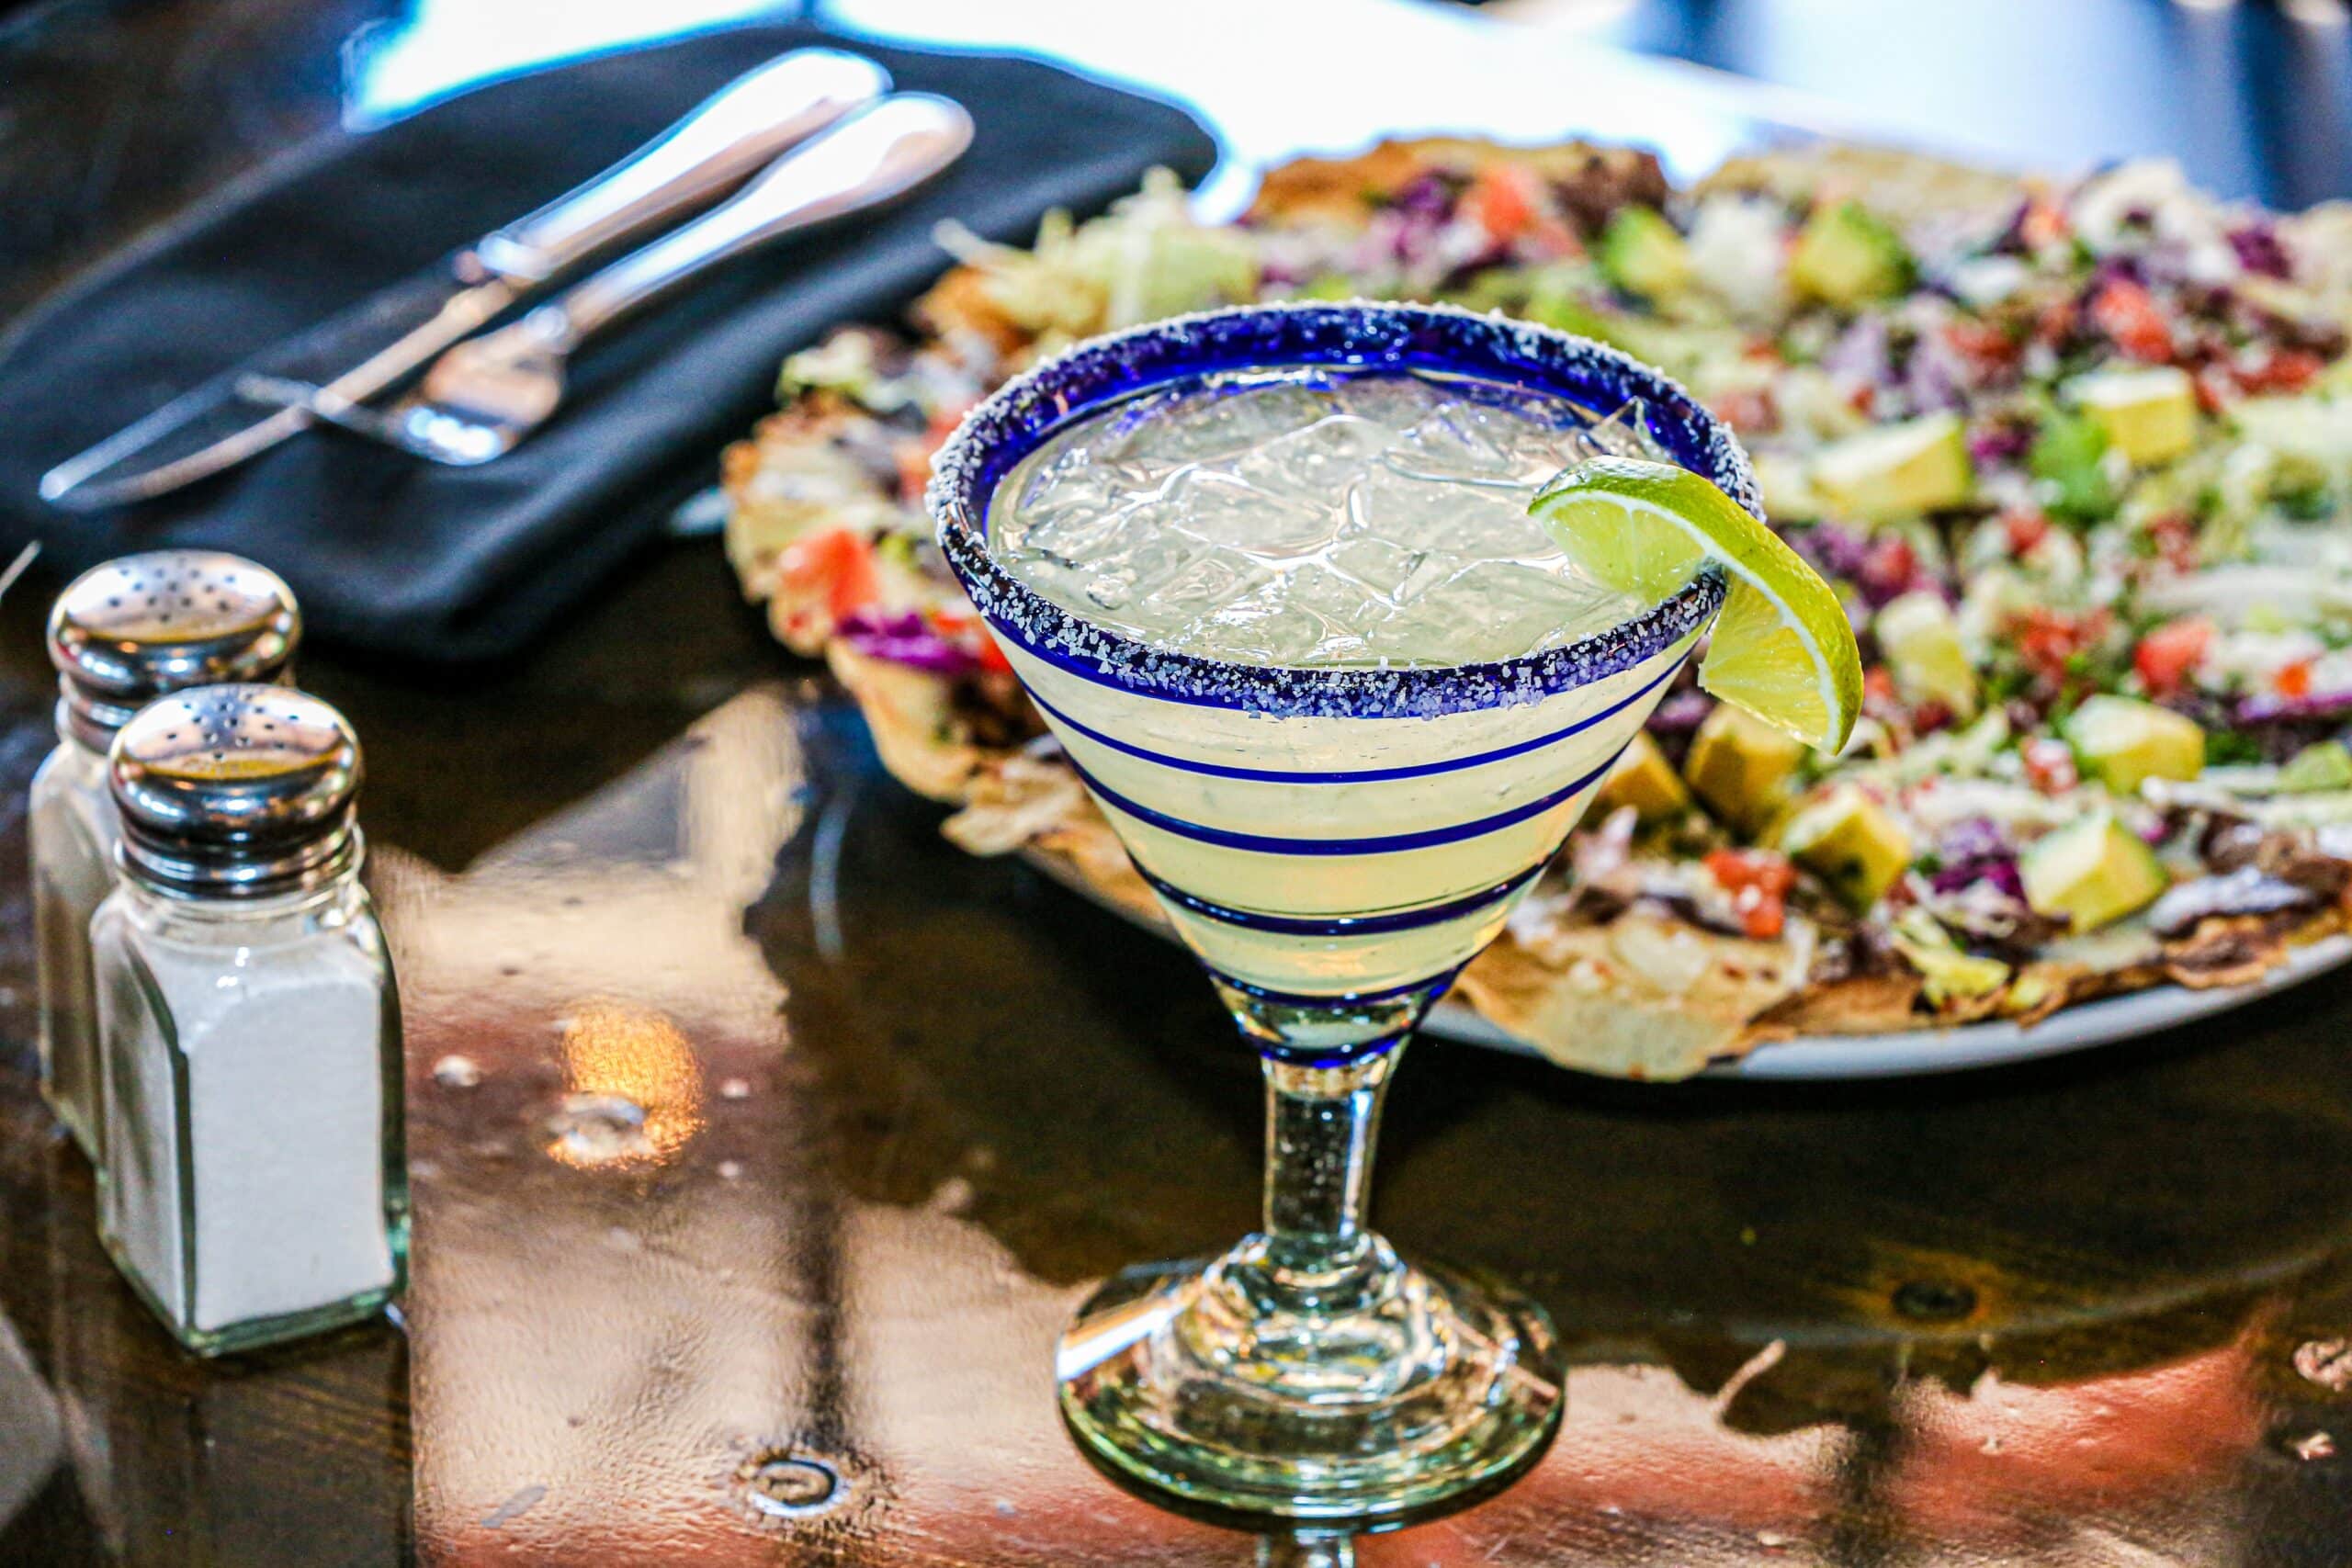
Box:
[31,552,299,1160]
[91,684,404,1356]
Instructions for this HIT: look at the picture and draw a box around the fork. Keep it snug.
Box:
[244,94,973,466]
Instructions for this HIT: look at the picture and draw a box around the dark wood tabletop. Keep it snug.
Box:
[4,3,2352,1564]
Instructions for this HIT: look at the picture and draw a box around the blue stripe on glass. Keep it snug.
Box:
[1070,741,1629,857]
[1025,658,1680,784]
[1207,966,1462,1009]
[1257,1030,1412,1068]
[1137,860,1546,936]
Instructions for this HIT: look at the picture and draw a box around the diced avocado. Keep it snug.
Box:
[1593,729,1691,822]
[1778,784,1915,911]
[1890,908,2011,1006]
[2063,694,2206,796]
[1811,412,1974,524]
[1599,206,1694,303]
[2065,365,2198,467]
[1684,703,1807,833]
[2020,812,2168,932]
[1788,200,1913,306]
[1295,272,1357,301]
[2028,408,2119,522]
[1753,453,1823,522]
[2280,739,2352,794]
[1524,291,1618,341]
[1527,293,1747,381]
[1873,591,1979,719]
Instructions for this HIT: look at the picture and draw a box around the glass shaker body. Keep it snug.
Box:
[93,869,407,1356]
[34,548,300,1167]
[29,722,117,1157]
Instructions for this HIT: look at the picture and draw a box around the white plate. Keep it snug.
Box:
[1018,846,2352,1081]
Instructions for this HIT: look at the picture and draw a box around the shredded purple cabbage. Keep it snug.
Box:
[2091,254,2148,291]
[2228,222,2293,280]
[1647,689,1714,735]
[1858,536,1939,609]
[837,610,983,676]
[1900,330,1971,413]
[2235,689,2352,727]
[1820,315,1892,385]
[1792,521,1874,583]
[1987,199,2034,258]
[1969,418,2035,466]
[1929,818,2027,898]
[1389,171,1462,224]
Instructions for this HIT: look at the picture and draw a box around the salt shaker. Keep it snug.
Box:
[31,551,299,1160]
[91,684,404,1356]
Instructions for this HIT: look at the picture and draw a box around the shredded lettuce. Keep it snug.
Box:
[934,168,1260,343]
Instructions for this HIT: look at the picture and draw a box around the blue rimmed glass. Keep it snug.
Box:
[932,302,1750,1520]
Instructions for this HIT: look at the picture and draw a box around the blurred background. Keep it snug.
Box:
[4,0,2349,322]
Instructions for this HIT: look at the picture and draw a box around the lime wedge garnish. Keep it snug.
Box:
[1532,456,1862,753]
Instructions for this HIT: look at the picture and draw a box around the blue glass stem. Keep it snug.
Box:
[1260,1046,1401,1284]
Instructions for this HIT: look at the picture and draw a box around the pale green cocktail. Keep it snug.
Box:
[933,303,1752,1521]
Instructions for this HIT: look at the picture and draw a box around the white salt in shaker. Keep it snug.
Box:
[31,552,299,1161]
[91,684,404,1356]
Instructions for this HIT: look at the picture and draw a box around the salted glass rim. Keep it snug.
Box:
[930,300,1749,720]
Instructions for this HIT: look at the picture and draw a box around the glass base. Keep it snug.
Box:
[1057,1234,1564,1521]
[101,1230,398,1358]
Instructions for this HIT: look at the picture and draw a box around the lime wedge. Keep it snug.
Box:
[1532,456,1862,752]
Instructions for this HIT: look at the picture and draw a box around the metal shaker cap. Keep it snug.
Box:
[48,551,300,751]
[109,684,361,899]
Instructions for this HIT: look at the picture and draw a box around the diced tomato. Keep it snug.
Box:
[927,607,1014,675]
[2143,510,2199,573]
[1714,387,1777,434]
[1943,319,2018,367]
[2014,610,2076,681]
[2090,278,2175,363]
[2276,659,2315,699]
[2002,508,2052,557]
[2019,197,2070,251]
[1860,534,1918,599]
[778,527,879,622]
[1704,848,1796,939]
[2034,299,2079,347]
[1464,164,1541,243]
[1738,896,1786,941]
[1847,380,1878,416]
[2023,737,2079,795]
[894,402,976,504]
[2192,363,2238,415]
[2132,616,2212,697]
[1863,665,1898,709]
[1705,848,1799,897]
[2235,347,2324,397]
[2015,606,2110,683]
[894,442,933,503]
[1524,215,1584,260]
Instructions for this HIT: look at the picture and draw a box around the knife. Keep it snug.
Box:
[250,96,976,467]
[40,47,890,513]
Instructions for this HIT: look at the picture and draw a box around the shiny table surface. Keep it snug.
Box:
[5,4,2352,1564]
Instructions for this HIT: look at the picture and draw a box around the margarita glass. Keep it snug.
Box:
[932,302,1752,1519]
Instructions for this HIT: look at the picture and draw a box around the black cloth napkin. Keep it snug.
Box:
[0,24,1218,662]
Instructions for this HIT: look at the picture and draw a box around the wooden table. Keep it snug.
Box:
[3,4,2351,1563]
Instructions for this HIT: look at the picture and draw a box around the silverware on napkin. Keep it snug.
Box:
[40,47,890,511]
[246,94,975,467]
